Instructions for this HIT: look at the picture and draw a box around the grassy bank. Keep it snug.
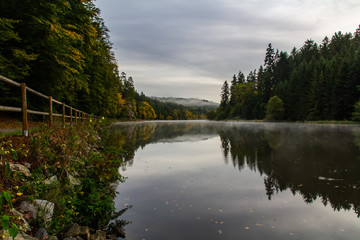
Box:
[0,119,125,238]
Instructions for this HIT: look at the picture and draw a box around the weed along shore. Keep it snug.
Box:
[0,119,127,240]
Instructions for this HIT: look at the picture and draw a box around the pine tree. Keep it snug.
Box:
[237,71,246,84]
[220,81,230,109]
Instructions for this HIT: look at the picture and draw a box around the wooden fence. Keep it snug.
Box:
[0,75,96,137]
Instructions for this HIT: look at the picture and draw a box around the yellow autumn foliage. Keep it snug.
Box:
[138,101,157,119]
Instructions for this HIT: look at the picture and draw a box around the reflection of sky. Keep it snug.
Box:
[115,134,360,240]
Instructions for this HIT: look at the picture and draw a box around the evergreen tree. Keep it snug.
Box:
[231,74,237,90]
[246,70,257,83]
[264,43,275,69]
[220,81,230,109]
[237,71,246,84]
[213,26,360,121]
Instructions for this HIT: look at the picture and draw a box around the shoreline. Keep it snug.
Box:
[0,120,126,240]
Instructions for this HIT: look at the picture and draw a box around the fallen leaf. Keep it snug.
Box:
[218,230,222,235]
[245,227,250,230]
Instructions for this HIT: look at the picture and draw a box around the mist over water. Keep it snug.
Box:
[104,121,360,240]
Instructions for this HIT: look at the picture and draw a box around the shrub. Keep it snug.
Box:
[265,96,285,121]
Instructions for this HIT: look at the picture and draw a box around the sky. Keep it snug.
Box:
[94,0,360,103]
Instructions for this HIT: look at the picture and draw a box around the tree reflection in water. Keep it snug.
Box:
[218,123,360,217]
[103,121,360,217]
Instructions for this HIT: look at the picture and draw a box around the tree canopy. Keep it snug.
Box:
[0,0,208,120]
[213,25,360,121]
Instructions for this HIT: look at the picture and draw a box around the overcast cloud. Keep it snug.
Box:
[95,0,360,102]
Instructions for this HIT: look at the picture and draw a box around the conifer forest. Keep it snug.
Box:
[212,26,360,122]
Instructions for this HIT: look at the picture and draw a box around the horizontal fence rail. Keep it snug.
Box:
[0,75,97,137]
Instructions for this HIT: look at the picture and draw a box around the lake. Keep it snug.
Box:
[103,121,360,240]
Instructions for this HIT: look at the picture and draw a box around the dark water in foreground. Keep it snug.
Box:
[104,121,360,240]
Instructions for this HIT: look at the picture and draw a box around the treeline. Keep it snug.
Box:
[210,25,360,121]
[0,0,204,120]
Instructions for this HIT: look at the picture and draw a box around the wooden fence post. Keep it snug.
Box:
[62,103,65,127]
[49,96,53,127]
[70,106,73,125]
[21,83,28,137]
[75,110,78,124]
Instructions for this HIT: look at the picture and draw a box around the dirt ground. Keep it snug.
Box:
[0,113,49,135]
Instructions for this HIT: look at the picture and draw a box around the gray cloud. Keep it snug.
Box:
[96,0,360,102]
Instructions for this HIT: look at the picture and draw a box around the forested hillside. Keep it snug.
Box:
[212,26,360,121]
[0,0,205,120]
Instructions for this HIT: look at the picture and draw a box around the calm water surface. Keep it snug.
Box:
[103,121,360,240]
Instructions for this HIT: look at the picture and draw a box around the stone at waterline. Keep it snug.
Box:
[64,169,81,186]
[43,175,58,185]
[9,209,23,217]
[0,162,31,177]
[34,200,54,228]
[61,223,81,239]
[35,227,48,240]
[18,201,36,221]
[68,174,81,186]
[89,230,106,240]
[24,162,31,169]
[79,226,91,240]
[2,231,38,240]
[6,209,31,232]
[10,163,31,177]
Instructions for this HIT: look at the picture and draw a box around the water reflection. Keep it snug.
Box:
[102,121,218,169]
[104,121,360,218]
[218,123,360,217]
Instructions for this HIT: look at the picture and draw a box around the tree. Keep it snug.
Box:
[212,25,360,122]
[230,82,259,119]
[237,70,245,84]
[352,101,360,121]
[220,81,230,109]
[264,43,275,69]
[265,96,285,121]
[246,70,257,83]
[138,101,157,119]
[230,74,237,90]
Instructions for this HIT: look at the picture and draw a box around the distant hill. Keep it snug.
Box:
[152,97,218,109]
